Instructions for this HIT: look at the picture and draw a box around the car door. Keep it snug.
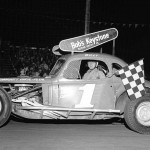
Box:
[57,59,116,109]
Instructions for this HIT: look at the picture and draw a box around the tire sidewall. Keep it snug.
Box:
[124,95,150,134]
[0,98,5,116]
[0,88,11,127]
[133,98,150,128]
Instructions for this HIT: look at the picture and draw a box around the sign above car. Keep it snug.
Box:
[59,28,118,52]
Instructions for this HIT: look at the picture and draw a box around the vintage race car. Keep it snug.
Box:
[1,28,150,134]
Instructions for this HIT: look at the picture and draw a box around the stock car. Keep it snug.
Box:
[1,28,150,134]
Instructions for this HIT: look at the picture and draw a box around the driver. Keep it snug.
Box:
[82,61,105,80]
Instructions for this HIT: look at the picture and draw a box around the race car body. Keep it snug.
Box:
[0,53,126,118]
[1,28,150,134]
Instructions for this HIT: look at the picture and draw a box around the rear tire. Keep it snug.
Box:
[124,95,150,134]
[0,87,11,127]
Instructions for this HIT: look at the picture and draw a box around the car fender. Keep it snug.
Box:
[115,80,150,114]
[145,80,150,91]
[115,91,130,114]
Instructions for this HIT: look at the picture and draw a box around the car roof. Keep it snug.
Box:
[60,52,127,67]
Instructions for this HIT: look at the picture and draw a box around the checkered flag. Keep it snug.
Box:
[118,59,145,100]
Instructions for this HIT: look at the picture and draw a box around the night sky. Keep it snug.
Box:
[0,0,150,68]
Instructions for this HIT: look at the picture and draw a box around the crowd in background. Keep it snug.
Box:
[15,47,58,77]
[0,42,59,77]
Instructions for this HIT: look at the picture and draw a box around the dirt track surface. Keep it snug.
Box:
[0,118,150,150]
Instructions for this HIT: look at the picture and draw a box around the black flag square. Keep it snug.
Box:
[118,59,145,100]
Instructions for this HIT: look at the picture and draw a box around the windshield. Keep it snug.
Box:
[49,58,66,76]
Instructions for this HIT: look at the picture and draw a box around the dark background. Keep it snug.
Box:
[0,0,150,74]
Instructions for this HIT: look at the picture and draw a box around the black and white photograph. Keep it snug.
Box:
[0,0,150,150]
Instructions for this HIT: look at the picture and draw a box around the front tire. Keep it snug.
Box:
[124,95,150,134]
[0,87,11,127]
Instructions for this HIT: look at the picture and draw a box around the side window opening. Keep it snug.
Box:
[63,59,109,80]
[112,63,122,77]
[97,61,109,75]
[79,60,89,78]
[80,59,109,80]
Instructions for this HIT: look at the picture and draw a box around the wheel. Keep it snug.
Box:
[0,87,11,127]
[124,95,150,134]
